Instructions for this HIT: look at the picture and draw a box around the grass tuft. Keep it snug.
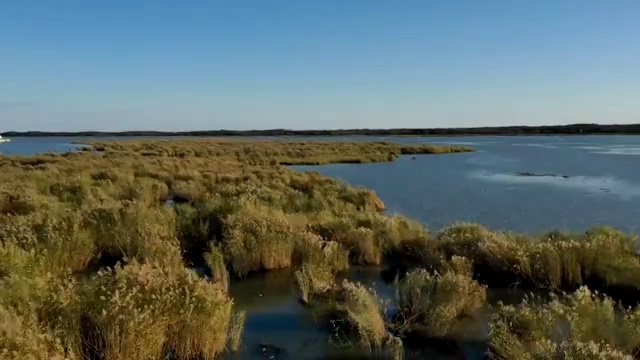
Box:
[489,286,640,359]
[395,257,487,339]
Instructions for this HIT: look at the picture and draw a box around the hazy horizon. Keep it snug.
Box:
[4,122,640,134]
[2,1,639,131]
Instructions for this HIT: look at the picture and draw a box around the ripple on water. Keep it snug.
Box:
[591,147,640,156]
[465,153,518,167]
[469,171,640,200]
[570,144,640,156]
[512,143,558,149]
[426,141,497,146]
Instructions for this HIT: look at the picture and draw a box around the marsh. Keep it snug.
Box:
[1,138,639,359]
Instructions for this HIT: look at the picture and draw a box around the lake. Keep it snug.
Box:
[4,135,640,358]
[291,135,640,234]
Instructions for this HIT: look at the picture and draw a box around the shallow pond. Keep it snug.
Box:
[226,267,533,359]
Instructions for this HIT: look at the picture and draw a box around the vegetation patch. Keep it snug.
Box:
[489,287,640,359]
[394,257,487,343]
[435,223,640,304]
[2,138,640,358]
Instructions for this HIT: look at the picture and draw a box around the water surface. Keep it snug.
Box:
[228,268,495,360]
[0,137,89,155]
[292,135,640,234]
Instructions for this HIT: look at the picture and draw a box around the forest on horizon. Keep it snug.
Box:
[3,123,640,137]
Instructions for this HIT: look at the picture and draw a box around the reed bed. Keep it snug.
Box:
[395,257,487,339]
[1,138,639,359]
[489,287,640,359]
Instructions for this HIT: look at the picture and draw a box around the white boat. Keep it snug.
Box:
[0,135,9,143]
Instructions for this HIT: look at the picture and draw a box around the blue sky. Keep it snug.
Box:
[1,0,639,131]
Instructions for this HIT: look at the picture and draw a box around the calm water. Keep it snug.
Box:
[4,135,640,358]
[292,135,640,234]
[227,268,489,360]
[0,137,89,155]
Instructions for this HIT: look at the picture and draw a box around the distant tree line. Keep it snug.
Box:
[3,123,640,137]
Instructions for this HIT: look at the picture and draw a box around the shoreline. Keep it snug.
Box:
[4,123,640,138]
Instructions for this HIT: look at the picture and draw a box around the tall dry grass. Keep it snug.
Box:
[0,306,68,360]
[204,242,229,292]
[294,232,349,303]
[222,204,306,276]
[83,262,233,360]
[489,286,640,359]
[324,280,389,350]
[226,310,246,352]
[435,223,640,297]
[395,257,487,339]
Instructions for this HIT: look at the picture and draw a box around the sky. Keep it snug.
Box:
[1,0,639,131]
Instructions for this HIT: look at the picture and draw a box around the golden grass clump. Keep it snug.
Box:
[317,280,405,359]
[0,210,95,275]
[83,261,233,360]
[436,223,527,272]
[517,227,640,292]
[175,198,239,266]
[327,280,389,350]
[311,213,429,266]
[0,306,68,360]
[0,268,84,359]
[294,232,350,303]
[366,214,429,254]
[314,221,382,265]
[85,201,183,267]
[0,242,33,278]
[489,286,640,359]
[556,341,633,360]
[400,144,474,155]
[204,243,229,293]
[435,223,640,296]
[491,338,634,360]
[222,204,307,276]
[579,227,640,286]
[114,177,169,205]
[396,257,487,338]
[226,310,246,353]
[0,186,56,216]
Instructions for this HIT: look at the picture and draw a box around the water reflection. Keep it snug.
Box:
[227,267,533,359]
[227,270,329,359]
